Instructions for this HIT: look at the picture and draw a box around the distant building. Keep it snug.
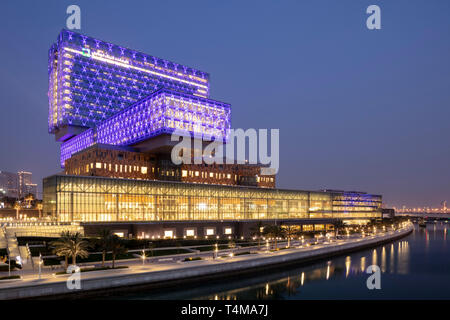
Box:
[0,171,18,198]
[19,172,37,198]
[382,208,395,219]
[0,170,37,199]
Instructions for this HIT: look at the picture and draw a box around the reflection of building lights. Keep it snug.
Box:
[326,262,331,280]
[345,256,351,277]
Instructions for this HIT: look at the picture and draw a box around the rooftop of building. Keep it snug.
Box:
[52,29,210,80]
[45,173,382,199]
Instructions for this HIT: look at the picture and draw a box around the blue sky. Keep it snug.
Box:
[0,0,449,207]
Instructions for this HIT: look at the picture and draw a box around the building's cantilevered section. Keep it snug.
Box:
[60,88,231,167]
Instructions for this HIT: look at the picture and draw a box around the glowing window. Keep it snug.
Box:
[182,170,188,177]
[164,230,174,238]
[206,228,215,236]
[141,167,147,174]
[224,227,233,235]
[186,229,195,237]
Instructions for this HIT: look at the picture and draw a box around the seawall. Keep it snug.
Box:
[0,224,413,300]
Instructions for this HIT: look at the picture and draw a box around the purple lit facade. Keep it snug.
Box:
[48,29,210,135]
[60,89,231,167]
[60,128,95,168]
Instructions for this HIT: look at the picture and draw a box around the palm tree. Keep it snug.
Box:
[51,231,71,269]
[263,225,285,250]
[332,219,346,237]
[95,229,111,267]
[13,202,20,220]
[110,235,127,269]
[51,231,90,268]
[282,225,300,248]
[37,203,43,219]
[250,221,265,249]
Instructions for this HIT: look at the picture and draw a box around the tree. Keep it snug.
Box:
[24,194,35,208]
[263,225,285,250]
[250,221,265,248]
[282,225,300,248]
[51,231,71,269]
[51,231,90,268]
[110,235,127,269]
[95,229,111,268]
[332,219,346,237]
[37,203,43,219]
[13,202,20,220]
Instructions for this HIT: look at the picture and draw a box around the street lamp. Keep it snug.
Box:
[214,243,218,259]
[141,249,146,265]
[38,253,43,279]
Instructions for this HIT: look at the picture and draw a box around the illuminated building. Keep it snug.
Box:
[42,30,383,237]
[64,144,276,188]
[59,88,231,167]
[0,171,37,199]
[0,171,19,198]
[43,175,382,237]
[18,171,37,198]
[48,30,210,141]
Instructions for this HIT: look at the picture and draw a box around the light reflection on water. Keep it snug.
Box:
[111,222,450,300]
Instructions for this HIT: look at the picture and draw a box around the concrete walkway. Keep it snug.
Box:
[0,223,413,300]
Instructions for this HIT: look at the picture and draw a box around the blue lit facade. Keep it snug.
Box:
[60,89,231,167]
[48,29,210,134]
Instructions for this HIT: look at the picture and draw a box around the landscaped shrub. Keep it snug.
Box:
[0,275,20,280]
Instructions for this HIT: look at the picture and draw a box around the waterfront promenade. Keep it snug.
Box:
[0,223,413,299]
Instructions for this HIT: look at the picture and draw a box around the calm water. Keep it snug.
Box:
[110,223,450,300]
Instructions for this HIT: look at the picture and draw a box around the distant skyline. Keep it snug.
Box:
[0,0,449,207]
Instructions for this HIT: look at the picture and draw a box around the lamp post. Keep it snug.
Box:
[141,249,146,266]
[214,243,218,259]
[38,253,42,279]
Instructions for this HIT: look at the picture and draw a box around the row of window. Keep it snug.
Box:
[69,162,150,175]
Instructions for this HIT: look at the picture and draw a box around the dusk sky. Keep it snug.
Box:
[0,0,449,208]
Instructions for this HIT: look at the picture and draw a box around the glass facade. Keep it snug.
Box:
[43,175,382,223]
